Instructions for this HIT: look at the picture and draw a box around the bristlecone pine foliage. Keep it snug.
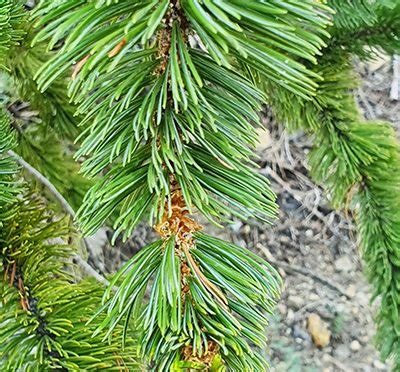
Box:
[32,0,332,370]
[1,0,400,370]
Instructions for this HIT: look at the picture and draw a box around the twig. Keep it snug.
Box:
[276,259,350,300]
[7,150,111,288]
[9,150,76,217]
[357,87,376,119]
[264,166,344,238]
[73,255,111,287]
[257,244,351,300]
[390,55,399,101]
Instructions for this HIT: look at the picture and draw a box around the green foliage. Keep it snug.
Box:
[0,110,19,207]
[329,0,375,32]
[0,0,79,139]
[0,195,140,370]
[3,0,399,370]
[32,0,331,240]
[94,233,281,370]
[5,30,80,139]
[34,0,331,97]
[0,80,90,210]
[355,130,400,366]
[0,3,89,209]
[329,0,400,58]
[15,123,91,211]
[30,0,334,368]
[0,0,24,69]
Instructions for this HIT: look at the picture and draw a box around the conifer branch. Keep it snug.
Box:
[264,1,400,365]
[0,196,138,370]
[30,0,333,368]
[6,0,400,369]
[1,1,89,210]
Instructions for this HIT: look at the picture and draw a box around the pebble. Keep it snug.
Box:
[309,292,320,301]
[242,224,251,235]
[288,295,304,309]
[346,285,357,298]
[293,324,312,342]
[305,229,313,238]
[286,308,295,322]
[351,306,359,316]
[334,255,354,272]
[307,313,331,348]
[255,128,271,150]
[277,303,287,316]
[280,236,290,244]
[350,340,361,352]
[373,360,386,370]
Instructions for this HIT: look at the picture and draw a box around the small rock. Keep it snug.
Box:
[305,229,313,238]
[350,340,361,352]
[346,285,357,298]
[309,292,319,301]
[334,255,354,272]
[307,313,331,348]
[280,236,290,244]
[351,306,359,316]
[288,295,304,309]
[300,245,311,255]
[293,324,312,342]
[277,303,287,316]
[287,309,295,322]
[255,128,271,151]
[373,360,386,370]
[242,224,251,235]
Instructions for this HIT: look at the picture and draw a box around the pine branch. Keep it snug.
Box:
[29,0,333,368]
[328,0,400,58]
[6,31,81,140]
[0,195,138,370]
[1,3,89,210]
[0,0,24,69]
[1,2,80,139]
[265,36,400,371]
